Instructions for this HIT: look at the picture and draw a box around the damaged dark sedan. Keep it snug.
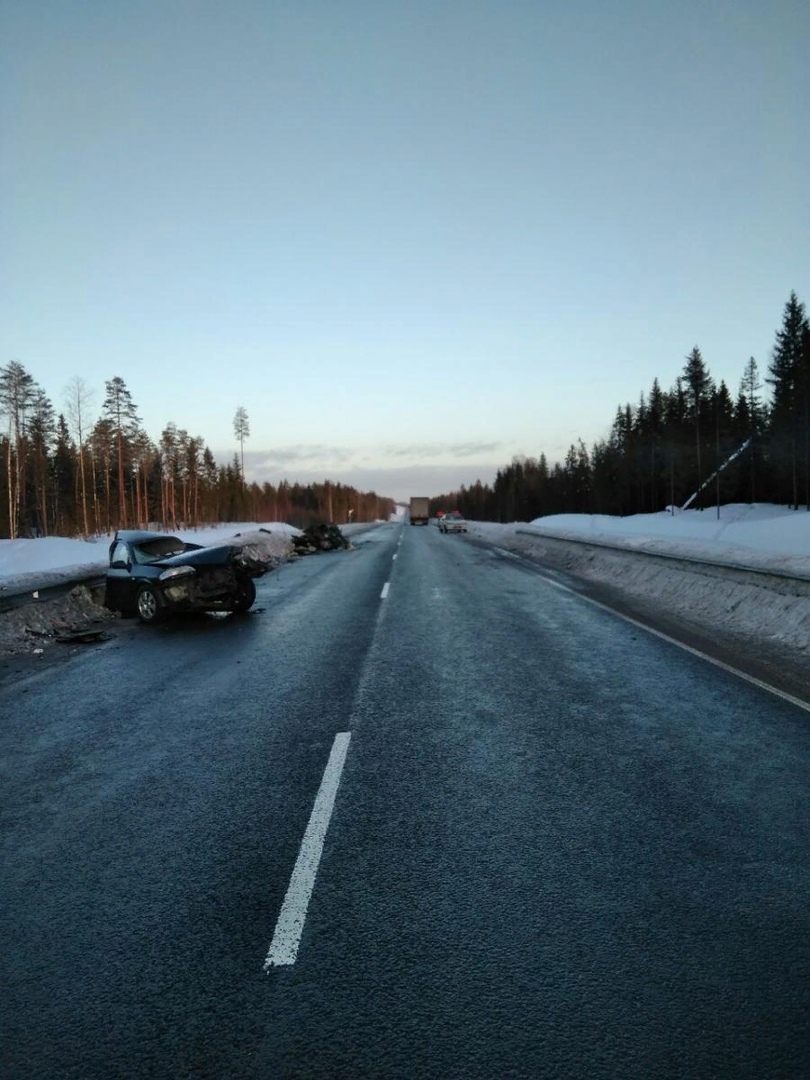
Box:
[105,530,260,623]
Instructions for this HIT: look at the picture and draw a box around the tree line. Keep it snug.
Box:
[433,292,810,522]
[0,372,394,539]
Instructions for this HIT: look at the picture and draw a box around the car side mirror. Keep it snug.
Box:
[111,558,129,570]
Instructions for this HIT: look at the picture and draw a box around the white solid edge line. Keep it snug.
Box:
[494,547,520,560]
[264,732,352,969]
[381,582,390,599]
[507,553,810,716]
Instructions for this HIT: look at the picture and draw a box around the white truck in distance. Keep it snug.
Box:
[409,496,430,525]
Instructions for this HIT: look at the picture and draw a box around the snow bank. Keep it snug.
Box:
[527,503,810,560]
[467,508,810,657]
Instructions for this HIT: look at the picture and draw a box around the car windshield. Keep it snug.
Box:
[132,537,187,563]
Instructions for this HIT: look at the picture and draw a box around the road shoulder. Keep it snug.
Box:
[470,531,810,708]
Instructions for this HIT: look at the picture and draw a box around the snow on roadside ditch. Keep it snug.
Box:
[470,503,810,575]
[467,504,810,657]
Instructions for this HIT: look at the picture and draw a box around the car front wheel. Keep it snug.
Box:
[136,583,164,624]
[231,577,256,612]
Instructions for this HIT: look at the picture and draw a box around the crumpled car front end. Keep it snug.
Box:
[155,546,255,612]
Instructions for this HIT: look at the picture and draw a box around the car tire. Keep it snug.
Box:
[136,583,164,624]
[231,577,256,612]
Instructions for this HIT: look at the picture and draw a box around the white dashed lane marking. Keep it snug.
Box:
[264,732,352,969]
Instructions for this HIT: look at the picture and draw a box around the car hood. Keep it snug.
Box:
[154,544,238,569]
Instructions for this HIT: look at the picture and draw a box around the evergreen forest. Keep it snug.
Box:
[0,372,394,539]
[433,292,810,523]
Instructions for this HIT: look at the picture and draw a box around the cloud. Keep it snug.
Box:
[243,445,357,469]
[255,463,500,503]
[209,441,512,502]
[219,440,508,471]
[384,441,504,460]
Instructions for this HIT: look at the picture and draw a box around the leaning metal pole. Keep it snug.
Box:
[681,438,752,512]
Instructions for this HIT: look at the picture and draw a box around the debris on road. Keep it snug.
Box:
[290,523,351,556]
[54,626,112,644]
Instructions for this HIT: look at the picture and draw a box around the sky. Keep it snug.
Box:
[2,0,808,503]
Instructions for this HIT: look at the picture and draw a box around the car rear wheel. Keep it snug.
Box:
[231,577,256,612]
[136,583,164,624]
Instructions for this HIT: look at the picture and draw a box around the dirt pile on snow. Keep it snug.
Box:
[229,528,296,574]
[0,585,119,656]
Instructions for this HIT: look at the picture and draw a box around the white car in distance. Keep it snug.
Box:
[440,510,468,533]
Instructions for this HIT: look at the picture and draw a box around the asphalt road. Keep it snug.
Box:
[2,522,808,1079]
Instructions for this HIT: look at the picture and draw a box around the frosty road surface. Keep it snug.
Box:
[1,521,808,1079]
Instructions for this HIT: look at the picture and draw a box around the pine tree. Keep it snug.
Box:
[739,357,766,503]
[711,380,736,510]
[201,447,219,521]
[90,417,115,533]
[233,406,250,481]
[102,377,141,529]
[129,429,155,528]
[0,361,38,538]
[802,325,810,509]
[645,378,666,511]
[28,387,55,535]
[766,292,809,507]
[682,347,714,507]
[185,436,203,526]
[51,414,77,534]
[159,423,180,527]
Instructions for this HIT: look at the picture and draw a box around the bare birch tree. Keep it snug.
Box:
[64,376,95,536]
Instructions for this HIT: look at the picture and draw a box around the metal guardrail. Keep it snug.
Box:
[513,528,810,594]
[0,573,107,614]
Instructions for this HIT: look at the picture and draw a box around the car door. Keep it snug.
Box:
[105,540,135,613]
